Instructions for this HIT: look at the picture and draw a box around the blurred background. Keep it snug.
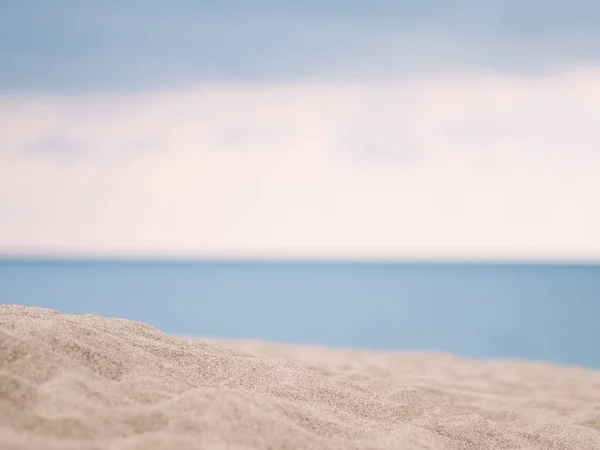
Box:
[1,1,599,368]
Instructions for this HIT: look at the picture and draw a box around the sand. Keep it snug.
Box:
[1,305,599,449]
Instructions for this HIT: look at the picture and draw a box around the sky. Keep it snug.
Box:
[1,1,600,260]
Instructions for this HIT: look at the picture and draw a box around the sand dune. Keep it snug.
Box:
[1,305,599,449]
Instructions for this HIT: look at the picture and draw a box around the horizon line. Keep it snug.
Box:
[1,254,599,266]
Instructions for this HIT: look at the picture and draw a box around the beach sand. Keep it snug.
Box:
[1,304,599,449]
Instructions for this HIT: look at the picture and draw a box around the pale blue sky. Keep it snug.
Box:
[1,1,600,90]
[1,1,599,259]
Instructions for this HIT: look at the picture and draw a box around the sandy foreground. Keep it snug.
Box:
[1,305,599,450]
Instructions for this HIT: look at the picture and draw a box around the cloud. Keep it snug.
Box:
[1,1,600,90]
[1,68,599,259]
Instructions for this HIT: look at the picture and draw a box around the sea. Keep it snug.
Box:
[1,259,599,369]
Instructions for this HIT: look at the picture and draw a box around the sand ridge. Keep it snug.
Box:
[1,304,599,449]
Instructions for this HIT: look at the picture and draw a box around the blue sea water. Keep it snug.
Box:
[1,260,599,369]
